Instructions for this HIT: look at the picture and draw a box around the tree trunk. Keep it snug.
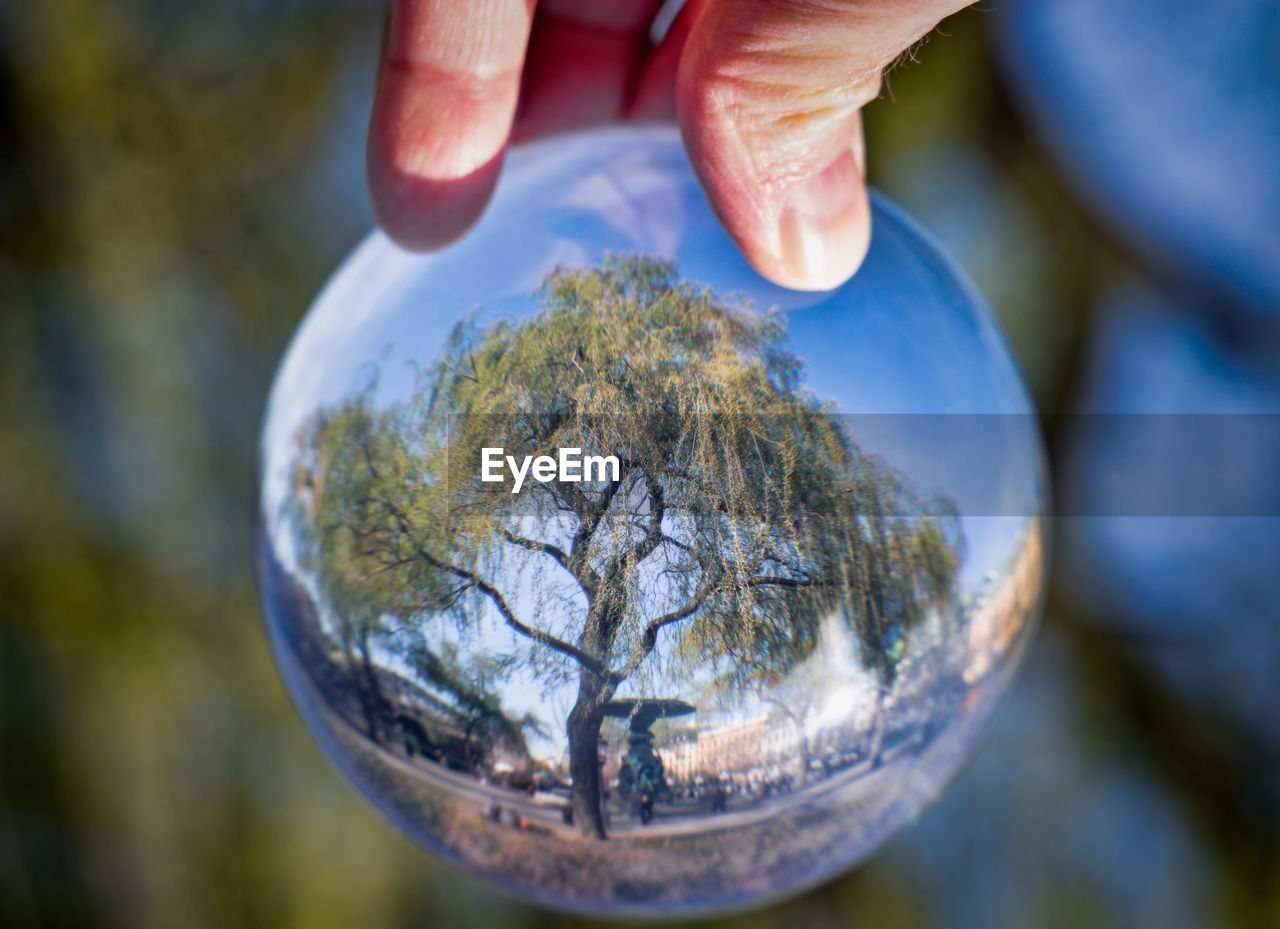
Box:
[565,589,624,839]
[566,674,608,839]
[341,630,380,740]
[356,625,385,742]
[865,677,888,770]
[849,677,888,777]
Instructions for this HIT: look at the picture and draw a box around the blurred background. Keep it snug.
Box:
[2,1,1278,927]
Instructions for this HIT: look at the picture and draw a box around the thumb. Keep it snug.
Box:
[676,0,968,291]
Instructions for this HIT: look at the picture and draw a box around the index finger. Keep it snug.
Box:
[367,0,535,251]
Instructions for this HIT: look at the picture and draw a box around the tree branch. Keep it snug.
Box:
[567,470,626,572]
[610,575,722,685]
[659,533,695,553]
[368,497,605,675]
[630,476,665,562]
[356,556,416,583]
[500,528,570,572]
[612,569,831,684]
[741,575,826,590]
[413,544,606,676]
[643,576,720,647]
[501,525,600,599]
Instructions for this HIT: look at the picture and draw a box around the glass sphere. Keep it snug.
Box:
[256,127,1046,917]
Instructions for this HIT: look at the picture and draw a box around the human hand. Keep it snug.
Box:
[367,0,969,291]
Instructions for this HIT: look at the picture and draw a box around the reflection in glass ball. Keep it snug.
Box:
[256,127,1046,917]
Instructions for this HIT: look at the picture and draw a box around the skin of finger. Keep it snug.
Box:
[676,0,971,290]
[367,0,535,250]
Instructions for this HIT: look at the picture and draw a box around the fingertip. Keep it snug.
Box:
[772,146,872,291]
[366,118,504,252]
[674,7,876,291]
[675,0,968,291]
[680,115,872,292]
[366,0,532,251]
[735,176,871,292]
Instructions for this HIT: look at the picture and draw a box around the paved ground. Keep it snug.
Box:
[359,725,913,840]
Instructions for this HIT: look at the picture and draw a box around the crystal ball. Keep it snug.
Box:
[256,127,1046,917]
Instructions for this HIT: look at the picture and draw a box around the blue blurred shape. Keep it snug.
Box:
[995,0,1280,315]
[1059,280,1280,743]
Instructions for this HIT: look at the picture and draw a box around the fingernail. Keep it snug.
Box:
[777,146,870,291]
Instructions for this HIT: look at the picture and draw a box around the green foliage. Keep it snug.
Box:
[400,638,548,751]
[292,256,960,703]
